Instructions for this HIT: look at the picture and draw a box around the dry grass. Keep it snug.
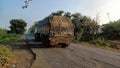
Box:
[79,41,120,52]
[0,45,15,68]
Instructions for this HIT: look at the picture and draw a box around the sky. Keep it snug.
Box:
[0,0,120,30]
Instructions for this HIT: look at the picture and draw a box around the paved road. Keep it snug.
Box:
[26,34,120,68]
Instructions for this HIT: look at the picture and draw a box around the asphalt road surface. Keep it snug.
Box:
[26,34,120,68]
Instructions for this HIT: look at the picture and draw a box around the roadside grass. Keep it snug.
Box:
[0,29,22,67]
[0,34,22,67]
[0,45,16,67]
[79,41,120,52]
[0,34,22,45]
[73,37,120,52]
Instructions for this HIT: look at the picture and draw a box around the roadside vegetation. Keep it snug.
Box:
[0,29,19,67]
[0,19,27,67]
[0,19,27,45]
[0,29,21,45]
[0,45,15,67]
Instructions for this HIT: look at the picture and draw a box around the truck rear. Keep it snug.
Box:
[35,16,74,48]
[49,16,74,47]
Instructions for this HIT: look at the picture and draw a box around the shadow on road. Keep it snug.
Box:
[9,38,39,68]
[9,35,62,68]
[10,38,61,50]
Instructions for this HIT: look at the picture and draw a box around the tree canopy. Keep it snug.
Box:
[71,13,99,41]
[9,19,27,34]
[102,20,120,40]
[50,10,64,16]
[28,21,38,34]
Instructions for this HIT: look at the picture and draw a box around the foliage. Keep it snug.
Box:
[64,12,71,18]
[90,37,111,47]
[102,20,120,40]
[28,21,38,34]
[71,13,99,41]
[0,34,20,45]
[71,13,83,41]
[9,19,27,34]
[0,45,14,66]
[22,0,32,9]
[49,10,72,18]
[0,29,6,37]
[0,28,21,45]
[91,37,105,45]
[50,10,64,16]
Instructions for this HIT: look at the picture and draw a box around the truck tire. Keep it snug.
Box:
[35,33,40,41]
[61,44,68,48]
[42,37,49,48]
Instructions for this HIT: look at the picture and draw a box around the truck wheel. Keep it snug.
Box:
[62,44,68,48]
[43,39,49,48]
[34,33,40,41]
[45,42,49,48]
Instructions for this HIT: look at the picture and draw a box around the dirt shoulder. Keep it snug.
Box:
[13,50,32,68]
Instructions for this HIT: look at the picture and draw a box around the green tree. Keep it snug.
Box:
[50,10,64,16]
[81,16,99,41]
[49,10,72,18]
[71,13,83,41]
[71,13,99,41]
[64,12,71,18]
[0,28,6,38]
[28,21,38,34]
[102,20,120,40]
[9,19,27,34]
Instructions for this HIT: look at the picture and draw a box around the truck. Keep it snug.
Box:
[34,16,74,48]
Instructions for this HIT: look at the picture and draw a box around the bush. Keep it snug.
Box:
[102,20,120,40]
[91,37,111,47]
[0,45,15,66]
[0,34,19,45]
